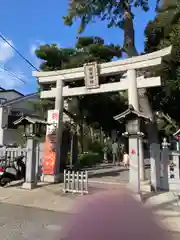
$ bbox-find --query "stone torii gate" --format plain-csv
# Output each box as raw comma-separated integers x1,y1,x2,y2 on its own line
33,46,172,188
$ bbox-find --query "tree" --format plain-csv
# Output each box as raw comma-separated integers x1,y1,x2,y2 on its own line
144,0,180,134
63,0,163,145
35,37,122,70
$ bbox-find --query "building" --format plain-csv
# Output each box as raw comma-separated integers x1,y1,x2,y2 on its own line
0,88,39,145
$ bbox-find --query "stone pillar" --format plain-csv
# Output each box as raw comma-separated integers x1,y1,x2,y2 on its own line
139,138,145,181
127,70,139,110
127,69,145,181
22,137,37,189
54,79,64,179
161,141,169,191
150,143,161,191
129,136,140,193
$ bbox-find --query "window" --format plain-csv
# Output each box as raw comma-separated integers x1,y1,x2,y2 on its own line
0,98,7,104
7,115,19,129
10,110,21,116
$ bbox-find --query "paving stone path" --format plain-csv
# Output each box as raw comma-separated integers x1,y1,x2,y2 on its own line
0,202,71,240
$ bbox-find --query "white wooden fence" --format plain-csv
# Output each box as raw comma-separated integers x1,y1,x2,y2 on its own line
63,170,88,194
0,147,27,167
0,145,43,180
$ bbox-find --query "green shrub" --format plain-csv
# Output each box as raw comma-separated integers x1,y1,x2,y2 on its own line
88,140,103,154
75,151,102,168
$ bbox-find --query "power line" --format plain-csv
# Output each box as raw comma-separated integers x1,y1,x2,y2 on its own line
0,64,27,84
0,33,39,72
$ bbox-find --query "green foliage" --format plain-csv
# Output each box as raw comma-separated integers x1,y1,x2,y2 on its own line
88,140,103,154
76,151,103,168
78,93,126,135
145,0,180,127
35,37,122,71
63,0,149,34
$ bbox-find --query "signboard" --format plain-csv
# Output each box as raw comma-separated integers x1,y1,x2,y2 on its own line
42,109,59,175
84,62,99,89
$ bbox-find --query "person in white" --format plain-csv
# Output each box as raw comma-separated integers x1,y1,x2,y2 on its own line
123,152,129,168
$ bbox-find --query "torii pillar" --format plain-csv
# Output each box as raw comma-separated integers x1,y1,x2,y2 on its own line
127,70,145,181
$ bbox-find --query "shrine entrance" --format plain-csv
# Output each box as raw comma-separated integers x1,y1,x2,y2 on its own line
33,46,171,189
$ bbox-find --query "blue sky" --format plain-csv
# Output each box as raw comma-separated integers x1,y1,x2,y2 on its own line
0,0,157,94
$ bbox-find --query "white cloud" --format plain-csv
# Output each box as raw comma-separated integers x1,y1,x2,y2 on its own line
30,40,61,56
30,40,62,71
30,40,44,56
30,45,36,56
0,39,14,63
30,44,38,56
0,38,28,89
30,40,45,69
0,66,27,89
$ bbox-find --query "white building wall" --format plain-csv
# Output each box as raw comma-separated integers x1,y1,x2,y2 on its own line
10,96,39,115
3,129,20,145
0,108,4,145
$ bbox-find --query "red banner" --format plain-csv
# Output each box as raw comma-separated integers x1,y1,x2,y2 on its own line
42,134,56,175
42,110,59,175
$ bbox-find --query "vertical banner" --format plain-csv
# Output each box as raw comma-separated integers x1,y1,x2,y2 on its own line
42,110,59,175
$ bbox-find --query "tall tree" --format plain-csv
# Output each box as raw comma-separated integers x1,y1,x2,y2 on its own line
145,0,180,133
63,0,163,145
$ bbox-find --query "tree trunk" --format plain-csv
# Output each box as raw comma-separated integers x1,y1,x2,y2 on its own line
123,9,159,144
123,8,161,189
79,119,84,153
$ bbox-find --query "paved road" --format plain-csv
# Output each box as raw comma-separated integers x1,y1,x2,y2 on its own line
0,202,71,240
0,201,179,240
0,193,179,239
88,165,150,184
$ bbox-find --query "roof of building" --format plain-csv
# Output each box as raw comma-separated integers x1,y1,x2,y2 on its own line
13,115,48,126
0,89,24,96
114,105,151,122
173,129,180,136
1,92,39,107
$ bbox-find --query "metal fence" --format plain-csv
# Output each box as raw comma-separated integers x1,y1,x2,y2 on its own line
0,147,27,167
63,169,88,194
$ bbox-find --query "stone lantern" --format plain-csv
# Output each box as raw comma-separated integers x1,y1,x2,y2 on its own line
13,115,48,189
114,105,150,194
13,115,47,138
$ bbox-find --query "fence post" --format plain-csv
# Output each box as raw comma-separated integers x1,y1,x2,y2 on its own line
63,169,66,192
161,138,170,191
85,171,88,193
22,137,37,189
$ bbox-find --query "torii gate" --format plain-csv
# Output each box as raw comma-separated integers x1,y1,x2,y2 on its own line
33,46,172,188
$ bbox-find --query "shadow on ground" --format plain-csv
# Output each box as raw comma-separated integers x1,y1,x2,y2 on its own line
83,164,116,171
3,181,54,189
88,168,129,178
142,190,166,203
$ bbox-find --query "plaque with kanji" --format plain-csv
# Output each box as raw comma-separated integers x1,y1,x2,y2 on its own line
84,62,99,89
